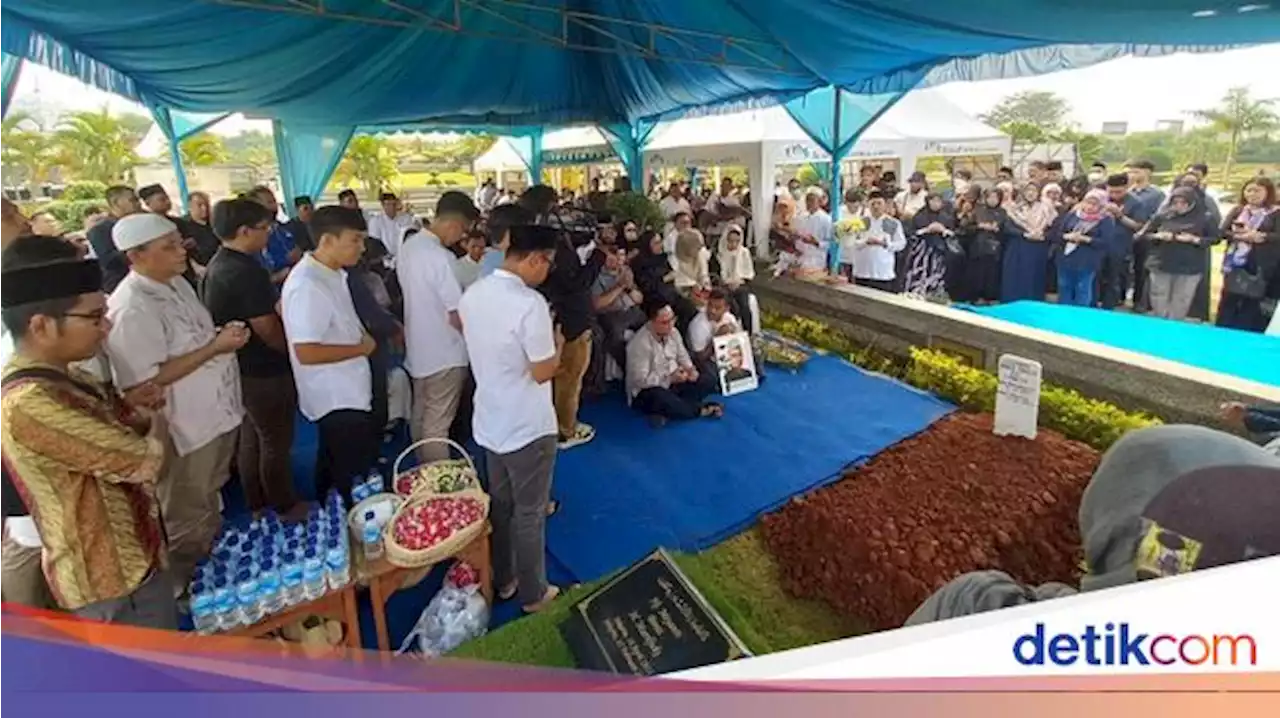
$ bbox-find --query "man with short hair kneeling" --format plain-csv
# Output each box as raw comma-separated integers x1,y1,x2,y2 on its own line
625,299,723,427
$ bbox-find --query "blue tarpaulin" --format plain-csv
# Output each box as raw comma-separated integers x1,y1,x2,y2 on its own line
2,2,1275,127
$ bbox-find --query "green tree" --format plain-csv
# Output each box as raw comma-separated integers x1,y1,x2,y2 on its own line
53,108,143,184
7,131,55,189
981,91,1071,139
333,135,400,199
177,132,229,166
1189,87,1278,185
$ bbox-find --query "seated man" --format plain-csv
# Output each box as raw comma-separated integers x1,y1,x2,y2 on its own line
592,247,646,372
625,299,722,427
687,288,742,379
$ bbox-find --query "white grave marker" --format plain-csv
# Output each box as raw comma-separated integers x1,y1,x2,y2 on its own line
993,354,1042,440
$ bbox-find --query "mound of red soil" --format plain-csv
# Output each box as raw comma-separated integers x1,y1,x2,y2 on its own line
760,413,1100,630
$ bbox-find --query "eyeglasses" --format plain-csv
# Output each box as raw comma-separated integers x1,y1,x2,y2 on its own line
63,310,108,326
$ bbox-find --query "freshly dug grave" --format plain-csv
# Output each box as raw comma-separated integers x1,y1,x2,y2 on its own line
760,413,1100,631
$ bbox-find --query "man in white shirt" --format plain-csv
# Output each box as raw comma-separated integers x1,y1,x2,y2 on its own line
894,171,930,221
459,223,563,614
846,191,907,292
792,189,833,272
453,231,487,290
397,192,478,463
659,184,692,235
281,206,378,501
687,288,741,368
105,213,249,585
367,192,420,260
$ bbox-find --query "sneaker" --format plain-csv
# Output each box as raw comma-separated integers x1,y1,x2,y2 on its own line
557,423,595,450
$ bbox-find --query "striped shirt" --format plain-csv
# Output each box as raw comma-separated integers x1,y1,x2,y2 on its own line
1,356,166,610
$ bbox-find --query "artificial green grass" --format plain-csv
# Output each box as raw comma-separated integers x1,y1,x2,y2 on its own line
450,529,862,667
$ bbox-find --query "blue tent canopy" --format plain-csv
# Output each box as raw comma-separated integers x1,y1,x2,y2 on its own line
3,1,1276,127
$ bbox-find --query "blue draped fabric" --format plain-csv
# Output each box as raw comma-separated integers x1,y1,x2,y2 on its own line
148,106,233,208
6,2,1269,127
2,52,22,118
508,128,545,184
599,120,658,189
784,87,904,269
271,121,355,207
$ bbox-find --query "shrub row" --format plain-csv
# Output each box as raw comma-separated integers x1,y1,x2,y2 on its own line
762,312,1160,451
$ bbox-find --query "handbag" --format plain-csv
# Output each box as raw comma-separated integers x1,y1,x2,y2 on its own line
1225,268,1267,299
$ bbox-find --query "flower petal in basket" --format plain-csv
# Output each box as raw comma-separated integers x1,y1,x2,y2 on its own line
385,488,491,569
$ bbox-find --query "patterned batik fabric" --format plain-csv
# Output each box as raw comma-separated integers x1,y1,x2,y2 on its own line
1,356,166,610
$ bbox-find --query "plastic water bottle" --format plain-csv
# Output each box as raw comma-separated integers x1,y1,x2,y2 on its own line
325,541,350,590
258,558,284,615
281,551,304,606
213,576,239,630
302,546,327,600
190,581,217,634
351,479,370,503
362,514,383,562
236,569,263,624
365,467,385,496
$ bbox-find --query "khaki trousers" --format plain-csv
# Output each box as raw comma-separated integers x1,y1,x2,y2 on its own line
411,366,467,463
1,535,54,610
553,332,592,438
159,428,237,587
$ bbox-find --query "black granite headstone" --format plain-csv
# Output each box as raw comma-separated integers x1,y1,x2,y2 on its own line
559,548,750,675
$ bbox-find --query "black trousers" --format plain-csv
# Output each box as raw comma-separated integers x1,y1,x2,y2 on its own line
854,277,897,293
1098,252,1132,309
315,409,379,503
632,372,719,421
449,368,476,448
1131,240,1151,311
727,285,755,334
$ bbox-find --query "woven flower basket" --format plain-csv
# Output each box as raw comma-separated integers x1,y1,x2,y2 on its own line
384,488,491,569
391,438,480,497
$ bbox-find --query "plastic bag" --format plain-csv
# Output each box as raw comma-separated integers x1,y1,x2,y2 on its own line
396,562,489,658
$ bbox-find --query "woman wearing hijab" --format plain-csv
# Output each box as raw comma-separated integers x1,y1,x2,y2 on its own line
1171,173,1219,322
950,193,978,300
1054,188,1114,307
905,425,1280,627
631,229,697,331
1217,177,1279,332
964,188,1008,304
1002,183,1057,302
902,193,956,299
671,228,711,295
1140,186,1214,320
717,223,756,332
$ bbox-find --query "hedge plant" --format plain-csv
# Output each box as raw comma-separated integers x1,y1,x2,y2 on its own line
762,311,1160,451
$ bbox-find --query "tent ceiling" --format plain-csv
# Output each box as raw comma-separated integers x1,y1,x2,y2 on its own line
3,1,1278,127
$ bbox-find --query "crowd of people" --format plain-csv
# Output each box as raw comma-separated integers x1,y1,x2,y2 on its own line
0,176,760,631
767,160,1279,333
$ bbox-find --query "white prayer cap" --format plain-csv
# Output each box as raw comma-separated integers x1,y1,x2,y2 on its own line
112,213,178,252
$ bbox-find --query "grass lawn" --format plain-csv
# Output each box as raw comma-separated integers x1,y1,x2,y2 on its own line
450,529,863,667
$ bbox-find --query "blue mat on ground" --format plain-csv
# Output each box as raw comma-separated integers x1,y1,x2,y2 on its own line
965,301,1280,388
545,355,954,583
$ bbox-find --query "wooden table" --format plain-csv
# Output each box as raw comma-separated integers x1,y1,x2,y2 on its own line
222,582,363,659
359,522,493,653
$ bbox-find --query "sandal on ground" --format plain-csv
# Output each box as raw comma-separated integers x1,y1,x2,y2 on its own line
522,585,563,614
699,403,724,419
498,581,519,601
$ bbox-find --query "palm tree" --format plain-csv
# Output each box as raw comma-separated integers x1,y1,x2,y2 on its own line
1,129,56,190
333,135,400,199
1189,87,1278,185
0,110,39,185
177,132,229,166
53,107,142,184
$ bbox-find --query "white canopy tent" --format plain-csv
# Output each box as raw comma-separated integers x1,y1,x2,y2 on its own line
473,125,615,174
642,89,1011,246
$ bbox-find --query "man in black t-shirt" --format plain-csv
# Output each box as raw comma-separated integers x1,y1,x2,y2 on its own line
85,185,142,293
202,198,301,517
285,195,315,252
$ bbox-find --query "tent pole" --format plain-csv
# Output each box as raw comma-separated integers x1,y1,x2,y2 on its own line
828,88,844,273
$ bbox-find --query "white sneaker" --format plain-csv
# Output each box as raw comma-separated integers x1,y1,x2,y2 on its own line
557,423,595,450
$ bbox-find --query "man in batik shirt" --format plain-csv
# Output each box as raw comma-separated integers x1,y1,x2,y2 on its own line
0,235,175,628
